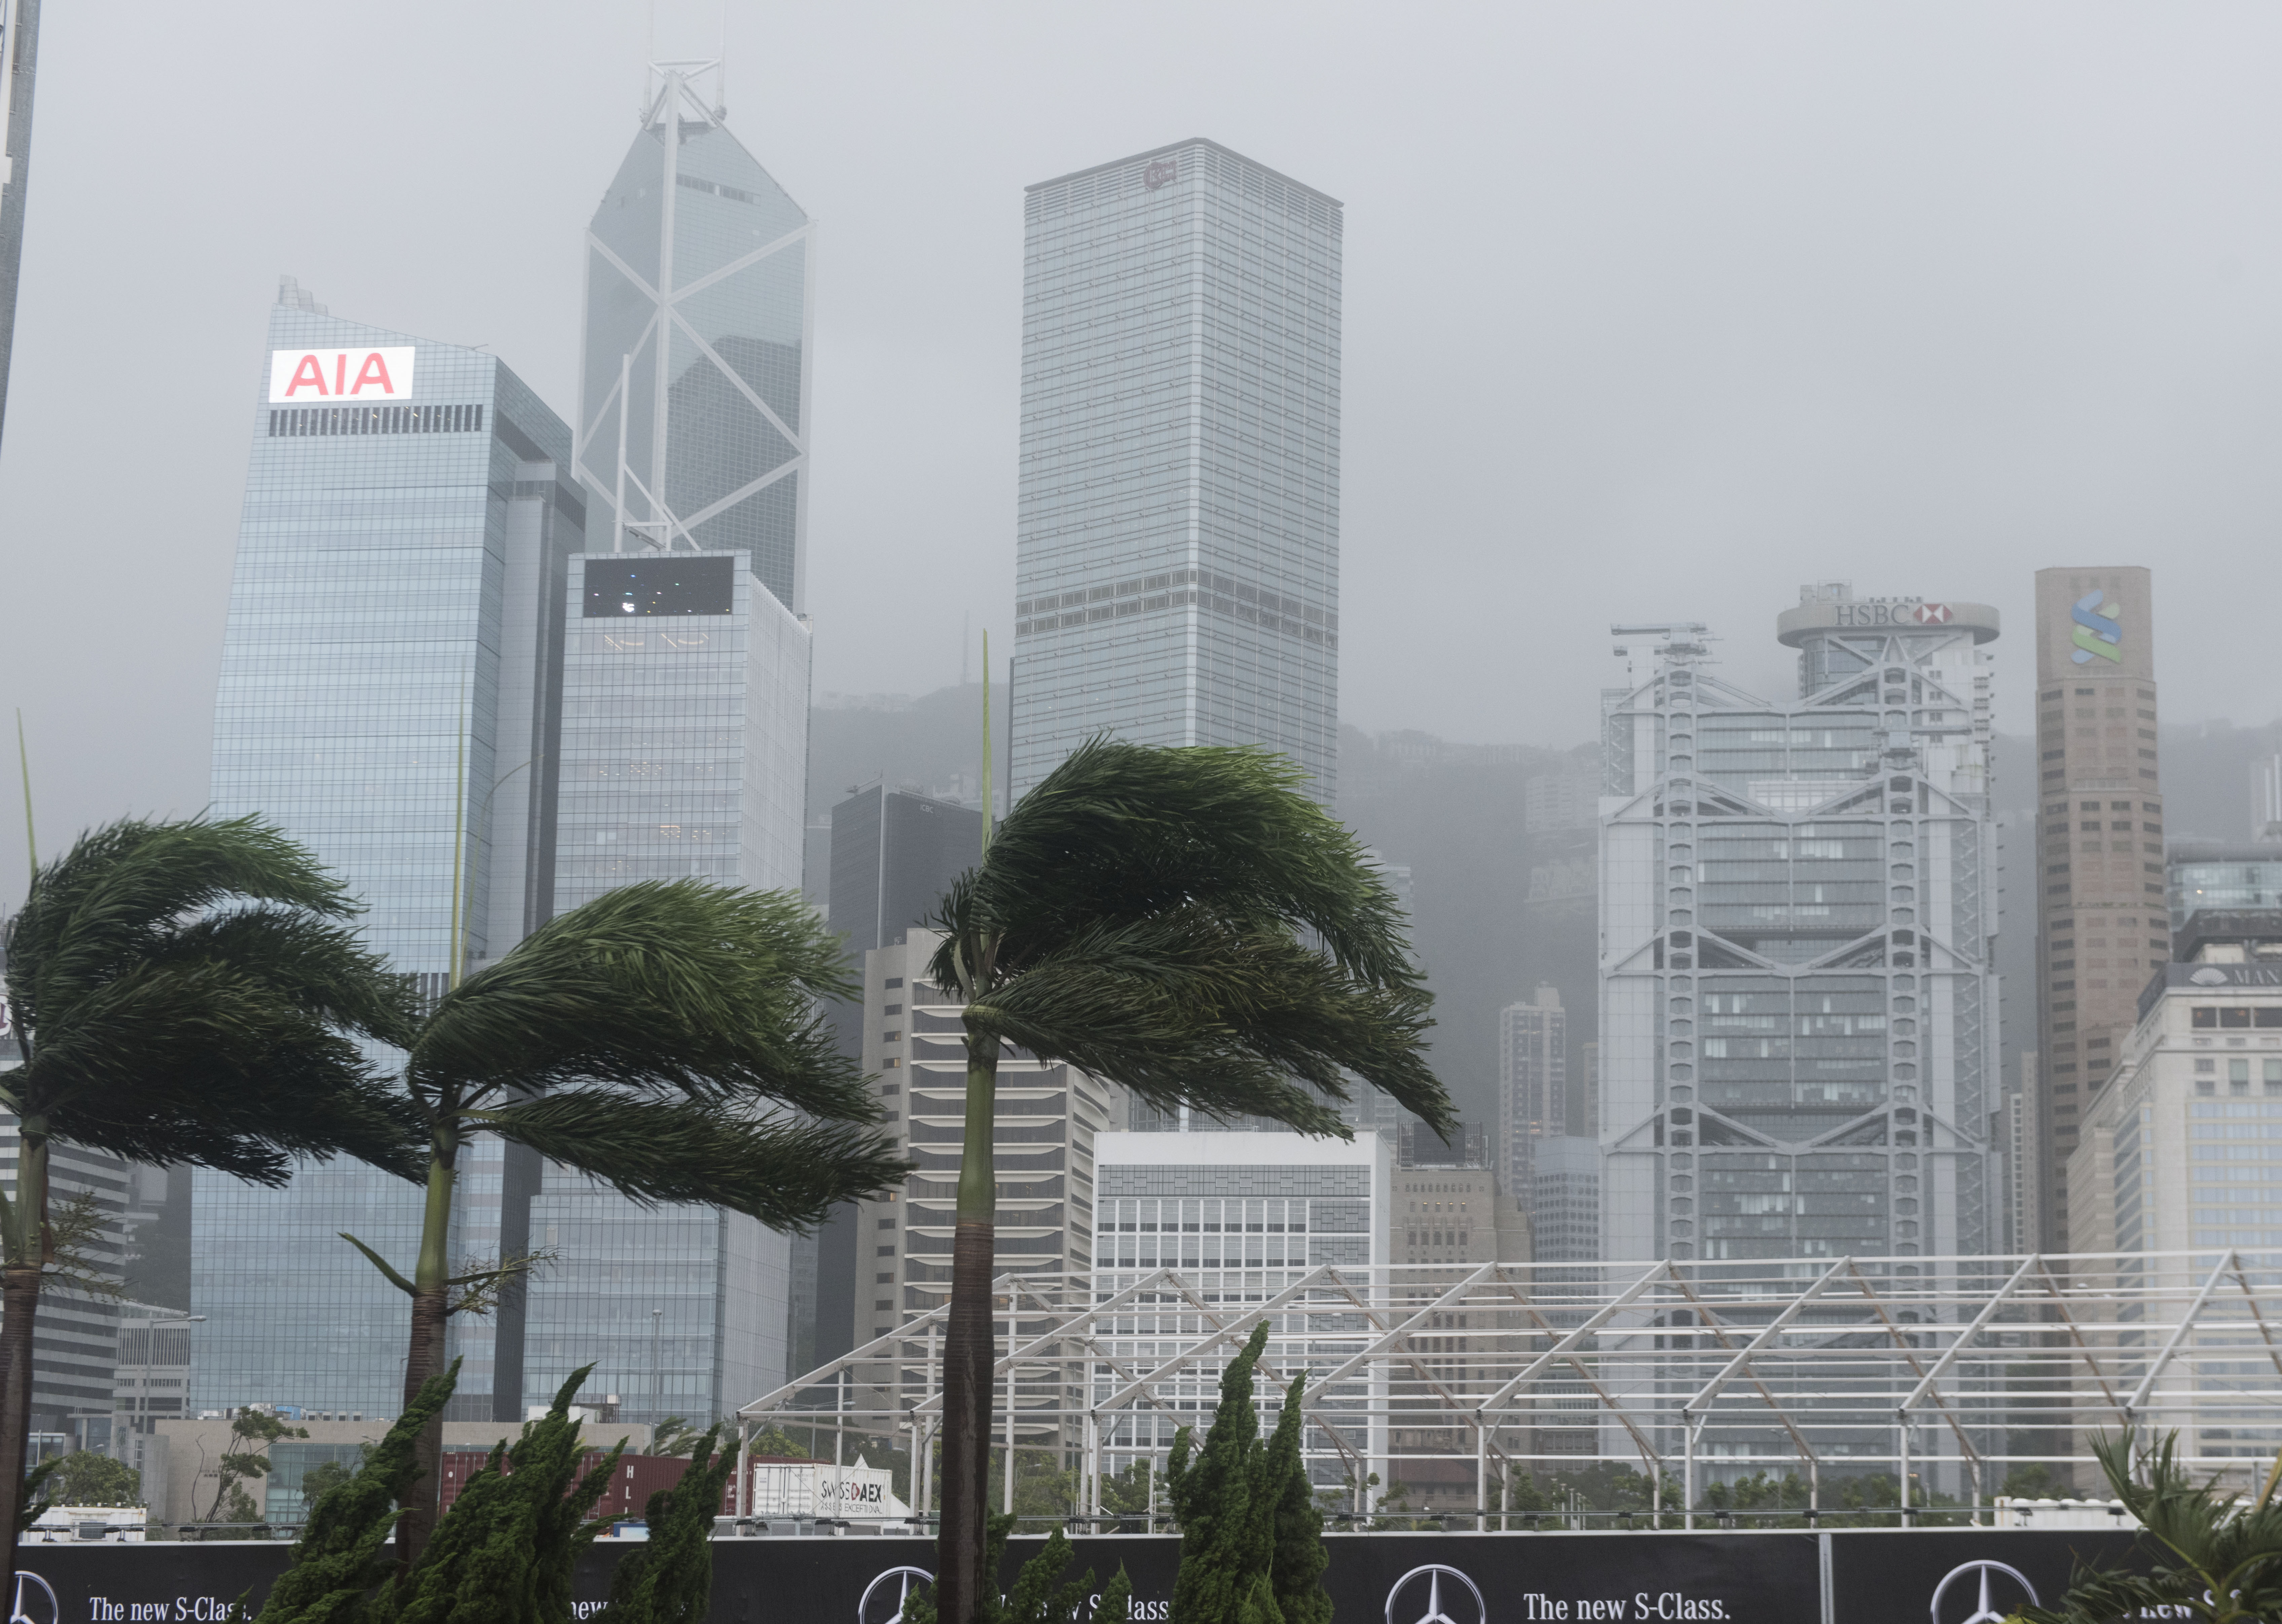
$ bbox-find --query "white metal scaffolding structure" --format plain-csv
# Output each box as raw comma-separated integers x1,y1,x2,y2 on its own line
734,1251,2282,1529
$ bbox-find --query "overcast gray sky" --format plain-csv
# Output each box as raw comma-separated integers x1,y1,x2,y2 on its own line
3,2,2279,888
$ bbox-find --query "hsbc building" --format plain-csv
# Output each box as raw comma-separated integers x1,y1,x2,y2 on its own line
1599,583,2003,1489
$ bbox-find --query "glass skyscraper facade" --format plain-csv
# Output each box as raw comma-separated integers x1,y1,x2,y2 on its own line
198,285,582,1420
522,550,810,1419
574,69,811,613
1011,139,1341,802
1599,586,2003,1265
527,69,818,1421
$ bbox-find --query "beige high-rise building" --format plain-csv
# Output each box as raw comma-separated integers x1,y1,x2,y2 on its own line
1497,987,1566,1207
2032,567,2169,1251
844,929,1126,1427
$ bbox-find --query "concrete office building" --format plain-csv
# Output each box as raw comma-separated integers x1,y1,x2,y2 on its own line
1529,1137,1601,1265
1387,1153,1520,1492
843,930,1126,1426
806,788,987,1372
1600,586,2003,1264
1011,140,1341,803
2072,910,2282,1487
2032,567,2168,1252
200,283,581,1422
1093,1131,1387,1472
1500,986,1597,1257
2072,909,2282,1259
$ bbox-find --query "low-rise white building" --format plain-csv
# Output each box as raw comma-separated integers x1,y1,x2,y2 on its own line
2074,910,2282,1260
2073,909,2282,1484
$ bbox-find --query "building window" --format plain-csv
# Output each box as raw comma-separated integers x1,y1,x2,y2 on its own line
2198,1076,2216,1096
2194,1008,2219,1028
2196,1058,2216,1072
2232,1060,2252,1095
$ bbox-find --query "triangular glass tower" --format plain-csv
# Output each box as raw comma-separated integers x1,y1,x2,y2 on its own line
577,65,811,611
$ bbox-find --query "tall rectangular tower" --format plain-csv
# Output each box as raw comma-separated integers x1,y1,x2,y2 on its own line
2031,567,2165,1252
1496,987,1566,1210
1011,140,1341,802
200,282,581,1422
1599,588,2003,1265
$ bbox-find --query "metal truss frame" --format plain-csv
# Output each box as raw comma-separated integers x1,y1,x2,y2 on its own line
735,1250,2282,1529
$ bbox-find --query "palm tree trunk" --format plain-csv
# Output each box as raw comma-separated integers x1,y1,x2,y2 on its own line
937,1034,999,1624
0,1126,44,1597
395,1136,457,1573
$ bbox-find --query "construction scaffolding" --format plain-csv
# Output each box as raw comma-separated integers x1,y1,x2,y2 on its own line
734,1250,2282,1529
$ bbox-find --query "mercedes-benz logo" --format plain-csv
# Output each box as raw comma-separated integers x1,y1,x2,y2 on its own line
9,1572,57,1624
1385,1564,1485,1624
859,1565,935,1624
1930,1560,2037,1624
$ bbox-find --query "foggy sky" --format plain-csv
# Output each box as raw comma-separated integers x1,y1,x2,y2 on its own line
6,2,2282,893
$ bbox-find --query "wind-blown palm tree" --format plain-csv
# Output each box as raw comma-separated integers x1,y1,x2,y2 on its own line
2018,1430,2282,1624
351,879,911,1567
923,739,1454,1624
0,816,426,1589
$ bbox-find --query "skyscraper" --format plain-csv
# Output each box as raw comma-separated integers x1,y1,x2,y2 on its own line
826,786,986,959
200,283,582,1420
845,930,1126,1419
1600,586,2002,1264
2031,567,2166,1251
521,548,811,1422
574,66,812,611
805,786,986,1371
521,67,819,1420
1011,140,1341,803
1497,986,1568,1213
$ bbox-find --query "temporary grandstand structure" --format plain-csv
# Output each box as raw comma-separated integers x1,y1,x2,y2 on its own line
734,1251,2282,1529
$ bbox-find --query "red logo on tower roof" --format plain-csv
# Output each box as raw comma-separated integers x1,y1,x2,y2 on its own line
1913,603,1953,624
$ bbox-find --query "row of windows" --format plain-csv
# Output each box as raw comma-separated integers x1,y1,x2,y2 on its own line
269,404,487,437
1017,586,1339,649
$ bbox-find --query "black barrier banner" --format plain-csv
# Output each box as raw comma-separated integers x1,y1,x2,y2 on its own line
7,1543,294,1622
0,1525,2159,1623
1830,1528,2150,1624
685,1532,1822,1624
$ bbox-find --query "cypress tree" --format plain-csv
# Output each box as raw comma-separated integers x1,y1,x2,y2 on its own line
249,1362,462,1624
391,1366,623,1624
900,1513,1103,1624
1167,1322,1278,1624
596,1424,739,1623
1264,1372,1330,1624
1093,1566,1133,1624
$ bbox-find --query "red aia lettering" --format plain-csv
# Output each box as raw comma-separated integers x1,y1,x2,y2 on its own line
284,354,329,397
350,352,395,396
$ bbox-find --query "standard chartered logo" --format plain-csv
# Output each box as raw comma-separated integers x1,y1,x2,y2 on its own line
2071,590,2123,664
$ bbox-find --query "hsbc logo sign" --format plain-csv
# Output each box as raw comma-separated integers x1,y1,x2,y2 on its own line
268,346,416,404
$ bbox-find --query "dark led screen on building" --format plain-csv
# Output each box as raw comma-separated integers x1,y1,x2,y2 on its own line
583,556,735,617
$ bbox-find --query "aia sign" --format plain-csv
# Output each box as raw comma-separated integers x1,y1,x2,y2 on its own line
268,346,417,404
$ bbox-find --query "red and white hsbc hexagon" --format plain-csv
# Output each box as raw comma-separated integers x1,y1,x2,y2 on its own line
267,345,416,403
